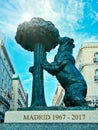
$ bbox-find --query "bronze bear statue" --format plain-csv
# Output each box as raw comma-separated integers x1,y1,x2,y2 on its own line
42,37,88,107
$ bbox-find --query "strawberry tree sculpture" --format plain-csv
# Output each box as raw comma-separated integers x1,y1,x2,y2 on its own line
15,18,60,107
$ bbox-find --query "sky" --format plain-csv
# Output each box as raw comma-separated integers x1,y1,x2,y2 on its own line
0,0,98,106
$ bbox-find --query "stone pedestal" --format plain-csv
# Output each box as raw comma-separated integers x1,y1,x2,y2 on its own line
4,110,98,123
1,107,98,130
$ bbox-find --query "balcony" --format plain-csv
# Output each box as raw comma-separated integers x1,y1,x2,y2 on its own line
0,95,10,109
0,111,4,122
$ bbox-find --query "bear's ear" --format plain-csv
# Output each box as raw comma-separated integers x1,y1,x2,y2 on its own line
73,44,75,48
70,38,74,42
70,38,75,48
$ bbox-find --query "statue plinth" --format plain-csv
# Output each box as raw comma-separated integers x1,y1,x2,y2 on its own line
3,107,97,130
5,106,95,123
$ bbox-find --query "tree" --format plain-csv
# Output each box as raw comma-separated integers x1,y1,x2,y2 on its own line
15,17,60,107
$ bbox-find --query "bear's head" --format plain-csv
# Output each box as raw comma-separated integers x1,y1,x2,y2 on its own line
58,37,75,53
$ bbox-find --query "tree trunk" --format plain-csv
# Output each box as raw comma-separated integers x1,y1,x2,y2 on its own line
30,43,46,106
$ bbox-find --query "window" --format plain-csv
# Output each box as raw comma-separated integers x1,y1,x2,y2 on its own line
17,99,22,107
0,87,2,95
95,69,98,75
79,65,83,71
2,79,3,87
2,68,4,75
94,52,98,62
95,69,98,81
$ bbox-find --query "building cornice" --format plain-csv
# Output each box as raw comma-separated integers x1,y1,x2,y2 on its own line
0,40,15,73
76,42,98,61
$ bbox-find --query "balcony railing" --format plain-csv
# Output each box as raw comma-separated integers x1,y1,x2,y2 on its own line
0,95,10,109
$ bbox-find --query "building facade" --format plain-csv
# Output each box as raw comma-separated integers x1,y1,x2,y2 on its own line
76,42,98,107
10,74,28,110
52,83,65,106
0,40,15,122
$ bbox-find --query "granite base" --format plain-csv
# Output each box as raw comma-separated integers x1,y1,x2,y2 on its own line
0,123,98,130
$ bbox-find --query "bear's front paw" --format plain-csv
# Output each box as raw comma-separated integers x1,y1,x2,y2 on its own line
29,66,34,73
